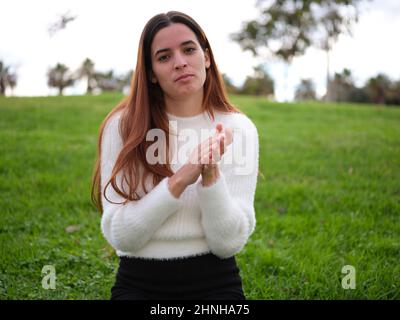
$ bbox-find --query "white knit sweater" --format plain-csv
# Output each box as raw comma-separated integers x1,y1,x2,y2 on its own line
100,109,259,260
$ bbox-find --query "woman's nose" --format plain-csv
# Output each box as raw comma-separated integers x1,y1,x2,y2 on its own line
174,53,187,70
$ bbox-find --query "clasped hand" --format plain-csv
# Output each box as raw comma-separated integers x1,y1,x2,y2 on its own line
187,123,233,186
168,123,233,195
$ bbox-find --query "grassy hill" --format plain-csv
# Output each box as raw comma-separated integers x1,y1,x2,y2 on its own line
0,94,399,299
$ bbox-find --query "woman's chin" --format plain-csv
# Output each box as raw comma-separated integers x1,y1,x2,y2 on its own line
175,85,203,97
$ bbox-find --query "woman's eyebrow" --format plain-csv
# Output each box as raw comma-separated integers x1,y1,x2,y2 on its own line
154,40,197,57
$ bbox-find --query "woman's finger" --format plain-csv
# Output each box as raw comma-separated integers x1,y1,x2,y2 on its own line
198,137,219,154
192,132,227,165
219,134,225,156
215,123,223,133
224,127,233,146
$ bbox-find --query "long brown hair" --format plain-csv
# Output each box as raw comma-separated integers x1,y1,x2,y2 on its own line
91,11,241,213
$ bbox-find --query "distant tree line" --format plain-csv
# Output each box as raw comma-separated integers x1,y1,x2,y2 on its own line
222,64,274,99
2,58,399,106
325,69,400,105
47,58,133,95
294,69,400,106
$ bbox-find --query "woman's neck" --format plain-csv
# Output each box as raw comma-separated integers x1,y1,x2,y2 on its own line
164,89,204,117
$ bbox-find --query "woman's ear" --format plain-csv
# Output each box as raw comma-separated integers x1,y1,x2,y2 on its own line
204,48,211,69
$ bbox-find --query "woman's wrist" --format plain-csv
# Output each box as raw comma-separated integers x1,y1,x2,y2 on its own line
167,174,186,198
201,165,220,187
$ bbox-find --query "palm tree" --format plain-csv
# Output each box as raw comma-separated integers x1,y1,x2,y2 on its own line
0,61,17,96
77,58,96,94
47,63,75,95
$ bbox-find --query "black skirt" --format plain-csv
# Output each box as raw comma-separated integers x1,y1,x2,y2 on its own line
111,252,246,300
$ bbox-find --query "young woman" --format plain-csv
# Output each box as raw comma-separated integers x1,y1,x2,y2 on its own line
91,11,259,300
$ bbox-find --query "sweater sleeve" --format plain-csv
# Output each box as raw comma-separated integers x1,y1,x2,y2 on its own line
100,114,183,253
196,118,259,259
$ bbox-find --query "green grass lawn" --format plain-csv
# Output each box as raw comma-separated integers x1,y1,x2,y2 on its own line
0,93,399,299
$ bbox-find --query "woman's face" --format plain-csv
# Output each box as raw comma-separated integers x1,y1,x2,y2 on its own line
150,23,210,99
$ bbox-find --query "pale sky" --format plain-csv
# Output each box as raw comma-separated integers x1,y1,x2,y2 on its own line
1,0,399,101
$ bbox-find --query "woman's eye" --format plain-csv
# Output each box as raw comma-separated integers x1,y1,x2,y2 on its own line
185,47,196,54
157,48,195,62
158,55,169,62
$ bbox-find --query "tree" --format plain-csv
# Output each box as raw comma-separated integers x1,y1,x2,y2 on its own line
314,1,361,93
240,64,274,97
231,0,363,99
325,68,354,102
94,70,132,93
364,73,392,105
76,58,96,94
47,63,75,95
386,80,400,106
0,61,17,96
325,68,369,103
94,71,117,92
295,79,317,101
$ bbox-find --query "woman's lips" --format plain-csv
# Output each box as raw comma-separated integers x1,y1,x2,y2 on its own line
175,74,194,82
